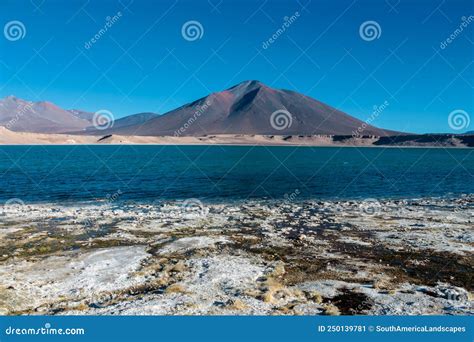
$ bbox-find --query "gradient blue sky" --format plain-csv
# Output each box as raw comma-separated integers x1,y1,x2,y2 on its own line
0,0,473,133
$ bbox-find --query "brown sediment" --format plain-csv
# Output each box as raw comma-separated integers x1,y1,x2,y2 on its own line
325,288,373,315
225,213,474,292
329,240,474,291
0,219,130,262
0,233,134,262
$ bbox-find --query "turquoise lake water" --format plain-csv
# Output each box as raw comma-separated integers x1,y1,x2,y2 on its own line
0,145,472,203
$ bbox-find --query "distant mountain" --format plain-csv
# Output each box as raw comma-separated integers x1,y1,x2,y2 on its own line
82,112,159,134
101,80,401,137
465,131,473,135
68,109,95,123
0,96,91,133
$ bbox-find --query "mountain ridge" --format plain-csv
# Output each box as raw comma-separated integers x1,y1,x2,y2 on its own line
1,81,452,136
89,80,401,137
0,96,92,133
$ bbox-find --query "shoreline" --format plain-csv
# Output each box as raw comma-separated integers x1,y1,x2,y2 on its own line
1,143,473,149
1,193,472,206
0,127,472,148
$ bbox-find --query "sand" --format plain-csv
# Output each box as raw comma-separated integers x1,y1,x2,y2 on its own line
0,127,471,147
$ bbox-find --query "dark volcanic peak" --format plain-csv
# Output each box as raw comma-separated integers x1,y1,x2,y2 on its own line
105,80,400,137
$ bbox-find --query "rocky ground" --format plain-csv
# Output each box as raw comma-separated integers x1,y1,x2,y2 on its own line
0,196,472,315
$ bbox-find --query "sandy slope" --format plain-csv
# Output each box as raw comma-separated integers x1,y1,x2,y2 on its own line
0,127,96,144
0,127,471,147
0,127,369,145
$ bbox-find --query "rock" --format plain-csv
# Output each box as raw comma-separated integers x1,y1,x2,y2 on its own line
165,283,187,294
323,304,341,315
373,278,394,290
304,290,323,304
171,261,186,273
225,298,247,310
272,262,285,277
434,284,469,301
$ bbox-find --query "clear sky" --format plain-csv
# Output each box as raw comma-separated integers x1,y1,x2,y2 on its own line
0,0,472,133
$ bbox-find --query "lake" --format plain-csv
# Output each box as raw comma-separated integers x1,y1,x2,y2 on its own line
0,145,472,203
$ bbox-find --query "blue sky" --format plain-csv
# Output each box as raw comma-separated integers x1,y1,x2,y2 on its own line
0,0,473,133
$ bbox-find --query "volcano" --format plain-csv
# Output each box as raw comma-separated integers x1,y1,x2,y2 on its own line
99,80,399,136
